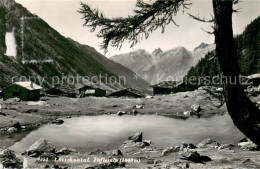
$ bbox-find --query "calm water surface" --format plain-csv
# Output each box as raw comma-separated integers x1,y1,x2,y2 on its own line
7,114,243,153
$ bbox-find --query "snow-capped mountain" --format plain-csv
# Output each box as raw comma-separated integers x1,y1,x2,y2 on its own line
110,44,215,85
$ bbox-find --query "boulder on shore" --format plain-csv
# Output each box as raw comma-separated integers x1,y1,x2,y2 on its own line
12,122,22,129
39,152,58,160
52,119,64,125
7,127,17,133
180,149,212,163
180,143,196,151
95,162,125,168
218,144,235,150
120,140,151,149
143,140,152,146
197,138,220,149
128,132,142,142
25,109,38,114
0,112,7,116
112,149,123,156
191,104,201,113
183,111,197,116
117,111,127,116
26,138,56,156
134,104,144,109
131,109,138,116
0,149,22,168
161,146,180,156
238,138,259,151
57,148,77,155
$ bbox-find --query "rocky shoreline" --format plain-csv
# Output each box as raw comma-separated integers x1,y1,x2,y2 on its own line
0,131,260,168
1,86,260,168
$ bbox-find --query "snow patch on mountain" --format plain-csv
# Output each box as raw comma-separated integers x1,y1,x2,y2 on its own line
5,27,17,58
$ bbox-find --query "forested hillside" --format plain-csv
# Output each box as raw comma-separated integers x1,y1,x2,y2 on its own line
186,16,260,86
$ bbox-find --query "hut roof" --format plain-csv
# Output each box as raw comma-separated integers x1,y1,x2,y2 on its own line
59,85,75,93
151,81,183,89
76,85,95,90
45,88,64,92
75,83,106,91
108,88,144,97
125,88,143,96
96,87,106,91
14,82,42,90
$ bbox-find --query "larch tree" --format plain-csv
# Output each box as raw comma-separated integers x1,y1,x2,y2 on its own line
78,0,260,145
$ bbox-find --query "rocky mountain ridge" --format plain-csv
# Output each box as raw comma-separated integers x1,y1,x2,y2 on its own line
110,43,216,84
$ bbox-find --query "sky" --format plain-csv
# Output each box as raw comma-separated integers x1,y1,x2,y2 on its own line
15,0,260,57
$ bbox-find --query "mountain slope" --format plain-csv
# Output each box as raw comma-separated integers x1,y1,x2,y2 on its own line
144,47,194,84
0,0,150,92
110,49,155,74
237,16,260,75
193,43,216,66
68,39,151,92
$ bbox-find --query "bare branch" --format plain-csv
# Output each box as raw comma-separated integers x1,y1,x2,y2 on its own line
201,28,214,35
188,13,214,23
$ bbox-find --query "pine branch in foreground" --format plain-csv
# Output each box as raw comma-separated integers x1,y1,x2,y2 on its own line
78,0,190,52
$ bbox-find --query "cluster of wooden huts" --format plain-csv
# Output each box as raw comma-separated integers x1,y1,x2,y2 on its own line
45,85,108,98
0,81,193,101
151,81,196,95
0,81,147,101
5,74,257,101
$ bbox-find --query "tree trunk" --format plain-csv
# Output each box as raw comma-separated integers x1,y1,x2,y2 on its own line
213,0,260,146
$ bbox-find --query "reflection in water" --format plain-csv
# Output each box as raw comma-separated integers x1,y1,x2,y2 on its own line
0,130,33,148
8,114,243,153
